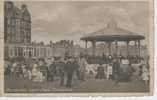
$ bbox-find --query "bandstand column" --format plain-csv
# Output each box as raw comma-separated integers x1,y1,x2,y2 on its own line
115,40,118,57
85,40,88,55
107,42,112,56
92,40,96,57
138,40,141,57
134,40,137,56
126,41,130,57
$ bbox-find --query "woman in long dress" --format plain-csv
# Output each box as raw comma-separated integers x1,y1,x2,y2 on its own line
107,63,113,80
78,57,87,81
141,65,149,85
32,64,44,82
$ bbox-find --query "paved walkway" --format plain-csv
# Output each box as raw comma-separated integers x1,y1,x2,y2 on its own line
73,79,149,92
5,76,149,93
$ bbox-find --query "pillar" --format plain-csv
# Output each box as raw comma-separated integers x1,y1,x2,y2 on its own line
115,40,118,57
32,47,34,57
24,46,26,57
134,40,137,56
108,42,111,55
27,47,29,58
92,40,96,57
26,47,28,58
138,40,141,57
126,41,130,57
16,47,19,57
85,40,88,55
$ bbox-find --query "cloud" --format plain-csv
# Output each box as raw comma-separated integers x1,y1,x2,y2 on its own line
14,1,148,46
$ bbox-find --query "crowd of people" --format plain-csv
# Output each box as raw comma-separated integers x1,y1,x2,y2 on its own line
4,55,150,88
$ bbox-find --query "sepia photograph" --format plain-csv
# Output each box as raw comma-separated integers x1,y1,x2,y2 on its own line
1,0,154,96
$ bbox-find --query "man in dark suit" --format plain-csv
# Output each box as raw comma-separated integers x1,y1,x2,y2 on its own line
96,63,105,79
112,59,120,80
47,62,57,81
65,57,75,88
58,60,65,86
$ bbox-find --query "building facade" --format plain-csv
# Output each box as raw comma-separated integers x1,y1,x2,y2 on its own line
4,40,76,60
5,42,52,59
4,1,31,43
4,1,77,60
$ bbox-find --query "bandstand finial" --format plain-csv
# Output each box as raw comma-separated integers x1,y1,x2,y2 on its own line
107,19,117,29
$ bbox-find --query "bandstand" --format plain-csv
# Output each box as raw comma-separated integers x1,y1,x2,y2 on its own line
80,20,145,58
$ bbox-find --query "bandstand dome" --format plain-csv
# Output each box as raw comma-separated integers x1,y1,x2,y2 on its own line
80,21,145,42
80,20,145,57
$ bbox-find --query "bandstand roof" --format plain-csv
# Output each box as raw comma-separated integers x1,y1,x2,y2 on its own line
80,21,145,42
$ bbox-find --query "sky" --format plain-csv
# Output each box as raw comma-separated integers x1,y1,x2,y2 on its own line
14,1,149,46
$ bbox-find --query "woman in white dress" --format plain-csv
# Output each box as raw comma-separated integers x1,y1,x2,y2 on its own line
11,62,17,78
107,63,113,80
32,64,44,82
78,57,87,81
141,65,149,85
